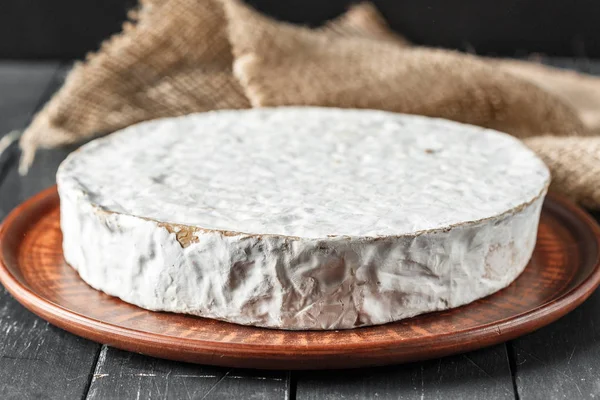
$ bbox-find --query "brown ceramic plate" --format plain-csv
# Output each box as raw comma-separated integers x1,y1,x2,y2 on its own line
1,186,600,370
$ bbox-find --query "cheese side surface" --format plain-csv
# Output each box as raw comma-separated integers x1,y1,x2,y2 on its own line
57,107,550,330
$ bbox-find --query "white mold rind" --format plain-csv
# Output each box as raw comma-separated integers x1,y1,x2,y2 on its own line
57,107,549,330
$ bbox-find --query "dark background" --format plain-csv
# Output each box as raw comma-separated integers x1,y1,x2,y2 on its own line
2,0,599,60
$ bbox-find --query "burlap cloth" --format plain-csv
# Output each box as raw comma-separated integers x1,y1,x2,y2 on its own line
18,0,600,208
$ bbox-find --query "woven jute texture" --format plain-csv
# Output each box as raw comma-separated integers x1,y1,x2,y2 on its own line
19,0,600,208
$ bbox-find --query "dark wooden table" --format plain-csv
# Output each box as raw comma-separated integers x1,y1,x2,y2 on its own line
1,60,600,400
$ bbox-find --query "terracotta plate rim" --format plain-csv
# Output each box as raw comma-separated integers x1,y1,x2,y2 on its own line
1,186,600,362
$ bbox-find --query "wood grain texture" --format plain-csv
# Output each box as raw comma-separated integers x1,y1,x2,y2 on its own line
87,345,290,400
1,187,599,371
0,62,103,400
0,62,59,183
510,292,600,399
0,299,99,400
0,62,59,134
295,345,514,400
508,57,600,400
0,64,75,220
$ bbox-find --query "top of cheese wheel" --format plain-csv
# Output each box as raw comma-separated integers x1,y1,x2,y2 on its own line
57,107,549,238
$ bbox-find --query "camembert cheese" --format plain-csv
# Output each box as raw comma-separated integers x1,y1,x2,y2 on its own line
57,107,549,329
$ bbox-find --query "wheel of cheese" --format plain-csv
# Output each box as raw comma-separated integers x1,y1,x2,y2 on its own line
57,107,549,330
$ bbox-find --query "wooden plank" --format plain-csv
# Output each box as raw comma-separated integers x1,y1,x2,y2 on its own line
507,58,600,400
86,346,290,400
0,64,74,219
508,292,600,399
0,140,76,219
0,62,60,133
295,345,514,400
0,62,60,179
0,62,102,400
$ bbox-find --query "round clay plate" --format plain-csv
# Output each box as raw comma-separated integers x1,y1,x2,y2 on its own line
1,187,600,370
